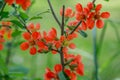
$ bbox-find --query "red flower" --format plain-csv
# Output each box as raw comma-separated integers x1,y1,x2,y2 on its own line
87,4,110,29
20,30,41,55
5,0,31,10
5,0,14,5
69,43,76,49
64,53,84,76
0,43,4,50
27,23,40,32
60,7,75,18
44,64,62,80
30,46,37,55
20,42,29,51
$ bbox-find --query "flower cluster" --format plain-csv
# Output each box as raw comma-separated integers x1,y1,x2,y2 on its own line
19,1,110,80
20,23,78,55
5,0,31,10
45,54,84,80
0,21,12,50
61,2,110,31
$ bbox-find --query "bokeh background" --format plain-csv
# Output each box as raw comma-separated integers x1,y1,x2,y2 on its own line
0,0,120,80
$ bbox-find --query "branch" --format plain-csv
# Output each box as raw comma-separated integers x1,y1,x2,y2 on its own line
60,5,65,71
12,4,31,34
47,0,61,28
61,5,65,35
92,0,96,4
70,21,82,34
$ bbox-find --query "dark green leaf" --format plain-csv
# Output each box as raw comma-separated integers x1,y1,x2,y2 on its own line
78,30,88,38
19,11,29,21
0,58,8,75
29,16,42,21
104,0,109,1
10,20,24,29
12,30,22,37
0,11,9,19
58,71,70,80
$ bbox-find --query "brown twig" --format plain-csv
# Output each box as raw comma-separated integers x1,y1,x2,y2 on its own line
70,21,82,34
92,0,96,4
12,4,31,34
47,0,61,28
60,5,65,71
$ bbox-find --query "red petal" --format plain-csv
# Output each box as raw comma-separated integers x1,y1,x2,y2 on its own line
69,43,76,49
101,12,110,18
71,72,77,80
23,32,31,40
51,50,57,54
54,64,62,74
96,19,104,29
36,23,40,30
95,4,102,12
20,42,29,50
81,21,87,30
87,2,94,10
16,0,24,5
46,72,55,79
32,32,40,40
64,69,71,76
48,28,57,40
86,19,95,29
5,0,14,5
65,7,72,17
30,46,37,55
21,0,31,10
0,44,4,50
76,63,84,76
76,3,83,12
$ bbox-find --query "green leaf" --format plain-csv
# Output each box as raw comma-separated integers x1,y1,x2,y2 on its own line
58,71,70,80
78,30,88,38
12,30,22,37
104,0,109,1
9,72,24,78
0,11,9,19
29,16,42,21
19,11,29,21
0,58,8,75
10,20,24,29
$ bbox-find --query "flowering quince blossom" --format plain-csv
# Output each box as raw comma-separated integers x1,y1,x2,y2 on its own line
5,0,31,10
65,2,110,32
60,7,75,18
44,54,84,80
10,0,110,79
0,21,12,50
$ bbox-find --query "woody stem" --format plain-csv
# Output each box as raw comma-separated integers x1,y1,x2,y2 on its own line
12,4,31,34
60,5,65,71
70,21,82,34
47,0,61,28
92,0,96,4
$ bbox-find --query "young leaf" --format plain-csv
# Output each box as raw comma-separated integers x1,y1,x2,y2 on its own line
58,71,70,80
104,0,109,1
10,20,24,29
19,11,29,21
29,16,42,21
12,30,22,37
0,11,9,19
78,30,88,38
